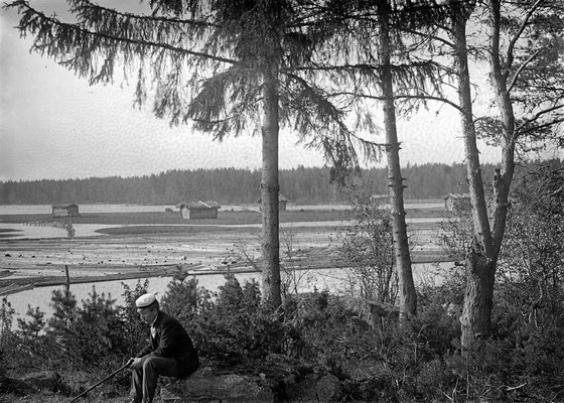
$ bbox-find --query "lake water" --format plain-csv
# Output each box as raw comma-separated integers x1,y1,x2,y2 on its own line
4,262,453,326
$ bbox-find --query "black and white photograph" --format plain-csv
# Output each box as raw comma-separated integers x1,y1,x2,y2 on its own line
1,0,563,402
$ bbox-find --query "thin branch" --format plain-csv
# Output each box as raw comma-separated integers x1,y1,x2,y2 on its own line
507,49,540,93
517,118,564,136
518,104,564,126
505,0,544,70
397,26,454,48
327,91,463,114
516,104,564,131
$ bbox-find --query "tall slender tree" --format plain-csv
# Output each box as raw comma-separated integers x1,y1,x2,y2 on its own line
375,0,417,321
322,0,455,321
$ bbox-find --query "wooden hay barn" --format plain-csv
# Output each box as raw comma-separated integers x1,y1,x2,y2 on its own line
52,204,79,217
444,193,471,212
178,201,220,219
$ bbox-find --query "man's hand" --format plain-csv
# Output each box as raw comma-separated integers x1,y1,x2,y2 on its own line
130,357,143,370
126,357,141,369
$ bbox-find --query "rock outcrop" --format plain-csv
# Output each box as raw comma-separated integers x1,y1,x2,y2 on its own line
160,367,274,402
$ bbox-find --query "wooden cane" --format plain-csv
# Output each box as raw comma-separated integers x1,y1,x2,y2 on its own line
69,361,131,402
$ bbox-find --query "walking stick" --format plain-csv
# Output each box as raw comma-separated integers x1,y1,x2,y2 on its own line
69,360,131,402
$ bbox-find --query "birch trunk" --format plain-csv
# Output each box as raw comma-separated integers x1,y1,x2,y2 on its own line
453,3,516,351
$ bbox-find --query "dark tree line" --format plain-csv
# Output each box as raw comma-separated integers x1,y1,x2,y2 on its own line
0,163,497,205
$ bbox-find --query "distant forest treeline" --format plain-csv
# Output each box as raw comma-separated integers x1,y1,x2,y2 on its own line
0,163,500,205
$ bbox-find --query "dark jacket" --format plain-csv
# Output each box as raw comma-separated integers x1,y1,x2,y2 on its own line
136,311,199,378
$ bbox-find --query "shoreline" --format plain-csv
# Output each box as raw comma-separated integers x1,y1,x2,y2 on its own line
0,251,461,296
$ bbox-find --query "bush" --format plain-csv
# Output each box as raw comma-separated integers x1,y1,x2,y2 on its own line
12,281,151,374
162,273,297,367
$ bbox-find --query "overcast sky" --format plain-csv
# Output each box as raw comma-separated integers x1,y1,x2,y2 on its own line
0,1,520,182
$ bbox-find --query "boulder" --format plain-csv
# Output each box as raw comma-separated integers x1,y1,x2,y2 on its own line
160,367,274,402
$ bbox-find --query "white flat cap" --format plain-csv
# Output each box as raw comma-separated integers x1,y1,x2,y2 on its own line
135,293,157,308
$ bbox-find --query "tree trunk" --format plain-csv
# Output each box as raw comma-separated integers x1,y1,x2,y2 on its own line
452,8,497,351
460,248,496,349
260,63,282,310
488,0,516,254
378,3,417,323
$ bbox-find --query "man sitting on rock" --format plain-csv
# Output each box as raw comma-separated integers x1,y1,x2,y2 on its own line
128,293,199,403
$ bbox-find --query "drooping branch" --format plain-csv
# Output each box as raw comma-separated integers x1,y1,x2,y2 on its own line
6,1,238,68
69,0,218,29
284,72,385,168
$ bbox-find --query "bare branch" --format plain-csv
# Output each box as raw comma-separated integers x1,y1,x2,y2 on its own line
507,49,541,93
505,0,544,70
326,91,463,114
397,26,454,48
517,104,564,128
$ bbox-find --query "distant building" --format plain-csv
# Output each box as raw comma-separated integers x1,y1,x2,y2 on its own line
258,193,289,211
52,204,79,217
178,201,220,219
444,193,471,212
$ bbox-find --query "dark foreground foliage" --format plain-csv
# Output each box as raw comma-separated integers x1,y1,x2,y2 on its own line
1,266,563,402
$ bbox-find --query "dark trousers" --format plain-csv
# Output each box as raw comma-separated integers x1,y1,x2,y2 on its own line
131,355,180,403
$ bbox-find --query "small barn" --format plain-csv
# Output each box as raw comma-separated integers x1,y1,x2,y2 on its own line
444,193,471,212
178,201,220,219
52,204,79,217
258,193,289,211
